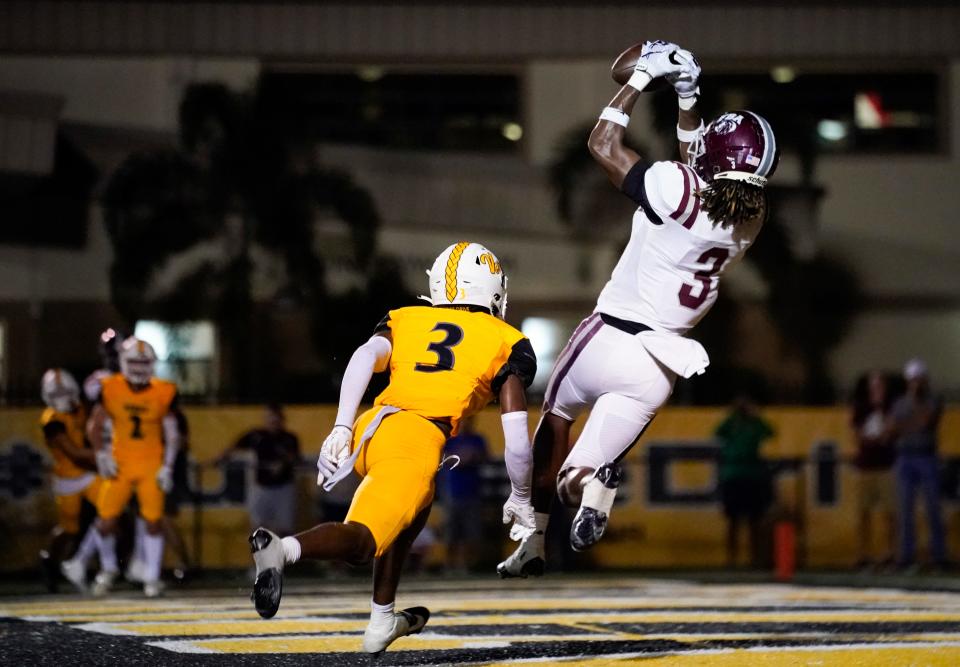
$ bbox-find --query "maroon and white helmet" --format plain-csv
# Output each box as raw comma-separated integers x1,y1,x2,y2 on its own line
690,110,778,187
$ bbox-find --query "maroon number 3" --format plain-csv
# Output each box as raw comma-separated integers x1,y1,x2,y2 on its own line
678,247,730,309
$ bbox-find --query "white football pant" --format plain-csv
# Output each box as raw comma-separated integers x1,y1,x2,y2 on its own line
543,313,676,472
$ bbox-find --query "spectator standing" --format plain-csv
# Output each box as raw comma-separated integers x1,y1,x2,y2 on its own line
216,403,302,535
891,359,946,571
851,371,898,570
439,417,489,573
715,397,775,569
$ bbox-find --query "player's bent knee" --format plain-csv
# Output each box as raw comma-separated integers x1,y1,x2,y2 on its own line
344,521,377,566
557,467,593,507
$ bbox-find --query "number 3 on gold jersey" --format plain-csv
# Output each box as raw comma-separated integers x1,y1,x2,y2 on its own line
414,323,464,373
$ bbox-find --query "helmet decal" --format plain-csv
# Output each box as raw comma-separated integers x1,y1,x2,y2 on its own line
712,113,744,135
444,241,470,302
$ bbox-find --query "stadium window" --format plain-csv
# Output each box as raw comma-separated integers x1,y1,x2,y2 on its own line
258,69,521,152
134,320,217,398
521,316,582,395
703,70,941,154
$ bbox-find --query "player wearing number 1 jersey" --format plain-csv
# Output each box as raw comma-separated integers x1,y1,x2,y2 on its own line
249,242,537,657
87,337,181,598
499,40,779,577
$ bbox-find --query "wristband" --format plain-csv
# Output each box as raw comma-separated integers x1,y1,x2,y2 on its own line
599,106,630,128
678,91,699,111
626,69,652,92
677,121,704,143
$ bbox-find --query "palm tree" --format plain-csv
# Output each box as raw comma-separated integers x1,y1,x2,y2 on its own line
101,82,411,401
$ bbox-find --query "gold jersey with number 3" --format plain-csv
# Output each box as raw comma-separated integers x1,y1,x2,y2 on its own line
100,373,178,467
374,305,535,435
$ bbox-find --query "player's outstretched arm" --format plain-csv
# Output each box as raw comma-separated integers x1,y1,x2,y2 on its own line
670,49,703,162
317,332,392,484
499,374,536,540
589,40,686,187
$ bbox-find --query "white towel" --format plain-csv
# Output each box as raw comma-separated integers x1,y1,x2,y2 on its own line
321,405,400,491
637,330,710,378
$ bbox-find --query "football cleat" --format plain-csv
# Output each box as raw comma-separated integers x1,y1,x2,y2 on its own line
91,569,118,597
249,527,284,619
125,558,146,584
143,580,163,598
362,606,430,656
497,528,546,579
60,558,88,594
570,462,623,552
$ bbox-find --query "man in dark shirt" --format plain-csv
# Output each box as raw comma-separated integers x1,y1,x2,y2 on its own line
217,403,302,535
715,397,774,568
890,359,946,570
851,371,897,570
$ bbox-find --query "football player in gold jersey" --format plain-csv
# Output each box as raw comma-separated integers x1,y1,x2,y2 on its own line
87,337,181,597
250,242,537,656
38,369,98,590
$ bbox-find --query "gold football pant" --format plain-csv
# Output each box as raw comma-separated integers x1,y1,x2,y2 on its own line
55,478,103,533
345,408,446,557
97,461,165,522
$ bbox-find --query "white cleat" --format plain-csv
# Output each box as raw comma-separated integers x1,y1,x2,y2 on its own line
143,580,164,598
249,527,285,619
570,462,623,552
362,607,431,655
125,558,147,584
60,558,88,593
91,569,118,597
497,528,546,578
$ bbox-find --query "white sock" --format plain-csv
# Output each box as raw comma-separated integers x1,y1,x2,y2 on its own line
143,532,164,582
72,527,99,565
370,600,395,628
98,532,118,573
134,518,148,563
581,473,617,515
533,512,550,534
281,536,301,564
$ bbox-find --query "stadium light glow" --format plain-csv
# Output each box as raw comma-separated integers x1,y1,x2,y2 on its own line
817,119,848,142
770,66,796,84
501,122,523,141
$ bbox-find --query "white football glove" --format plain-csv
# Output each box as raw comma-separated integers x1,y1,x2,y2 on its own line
317,425,352,485
502,493,536,542
634,40,687,81
156,464,174,493
668,48,701,98
95,450,118,479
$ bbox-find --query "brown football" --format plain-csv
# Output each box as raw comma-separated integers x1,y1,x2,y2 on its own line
611,42,673,91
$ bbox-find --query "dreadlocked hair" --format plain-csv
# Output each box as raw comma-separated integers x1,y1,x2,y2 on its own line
696,179,768,228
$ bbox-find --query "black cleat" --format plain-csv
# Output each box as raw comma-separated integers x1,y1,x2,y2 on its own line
249,527,284,619
570,507,608,552
569,462,622,552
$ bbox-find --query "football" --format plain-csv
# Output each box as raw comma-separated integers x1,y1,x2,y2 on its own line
611,42,674,91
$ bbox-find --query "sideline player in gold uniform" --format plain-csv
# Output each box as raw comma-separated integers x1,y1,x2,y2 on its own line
250,242,538,656
38,369,99,590
87,337,181,597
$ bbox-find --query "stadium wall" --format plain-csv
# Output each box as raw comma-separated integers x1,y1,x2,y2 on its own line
2,405,958,571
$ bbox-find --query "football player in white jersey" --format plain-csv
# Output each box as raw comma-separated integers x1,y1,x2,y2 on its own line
499,40,779,576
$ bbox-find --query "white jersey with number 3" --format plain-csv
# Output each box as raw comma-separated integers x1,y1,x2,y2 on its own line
595,160,763,335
